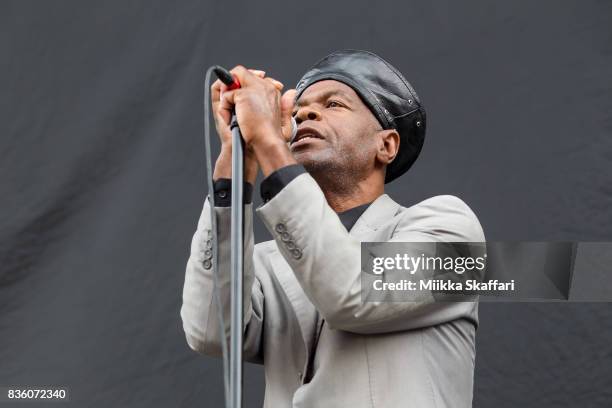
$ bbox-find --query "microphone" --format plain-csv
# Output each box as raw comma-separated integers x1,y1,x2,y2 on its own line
212,65,298,140
213,65,241,90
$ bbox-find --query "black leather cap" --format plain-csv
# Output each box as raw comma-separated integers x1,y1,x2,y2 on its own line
295,50,426,183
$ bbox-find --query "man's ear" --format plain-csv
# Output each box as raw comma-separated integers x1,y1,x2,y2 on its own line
375,129,400,165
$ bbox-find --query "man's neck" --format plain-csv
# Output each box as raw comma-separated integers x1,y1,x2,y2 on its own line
310,171,384,213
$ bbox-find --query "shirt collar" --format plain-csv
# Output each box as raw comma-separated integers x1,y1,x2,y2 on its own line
337,202,372,231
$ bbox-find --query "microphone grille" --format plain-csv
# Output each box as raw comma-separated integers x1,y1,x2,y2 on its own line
291,116,298,140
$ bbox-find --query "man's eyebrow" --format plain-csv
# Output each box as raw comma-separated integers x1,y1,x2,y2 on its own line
295,89,353,108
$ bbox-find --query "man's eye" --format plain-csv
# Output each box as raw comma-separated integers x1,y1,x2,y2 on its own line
327,100,342,108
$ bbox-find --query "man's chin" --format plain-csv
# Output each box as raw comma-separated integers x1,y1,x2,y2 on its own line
293,151,335,174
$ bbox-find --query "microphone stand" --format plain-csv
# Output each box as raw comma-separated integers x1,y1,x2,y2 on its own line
212,65,244,408
229,113,244,408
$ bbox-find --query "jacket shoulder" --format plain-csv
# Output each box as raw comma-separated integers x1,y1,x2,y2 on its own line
394,194,485,242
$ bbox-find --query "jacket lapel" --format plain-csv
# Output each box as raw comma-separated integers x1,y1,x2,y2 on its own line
350,193,401,238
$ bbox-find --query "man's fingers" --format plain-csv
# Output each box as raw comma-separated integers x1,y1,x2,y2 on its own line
211,79,228,104
219,89,236,110
217,67,285,136
212,69,261,103
265,77,284,91
229,65,255,86
249,69,266,78
230,65,284,91
218,89,237,125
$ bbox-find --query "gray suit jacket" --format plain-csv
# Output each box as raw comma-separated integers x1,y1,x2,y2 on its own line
181,173,485,407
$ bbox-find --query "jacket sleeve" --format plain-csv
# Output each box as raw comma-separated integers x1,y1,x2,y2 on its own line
180,197,264,364
256,173,485,335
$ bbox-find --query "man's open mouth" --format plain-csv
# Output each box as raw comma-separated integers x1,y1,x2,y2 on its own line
290,127,325,146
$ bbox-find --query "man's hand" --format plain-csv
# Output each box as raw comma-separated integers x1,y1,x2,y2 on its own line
219,66,298,177
210,68,268,183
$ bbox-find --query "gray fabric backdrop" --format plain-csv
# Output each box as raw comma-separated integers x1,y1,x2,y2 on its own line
1,0,611,406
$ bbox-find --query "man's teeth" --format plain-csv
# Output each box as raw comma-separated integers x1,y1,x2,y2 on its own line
299,135,317,141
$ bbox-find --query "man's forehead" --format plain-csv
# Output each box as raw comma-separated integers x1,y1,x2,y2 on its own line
295,80,359,106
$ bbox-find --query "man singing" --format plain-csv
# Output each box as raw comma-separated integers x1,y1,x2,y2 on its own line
181,50,485,407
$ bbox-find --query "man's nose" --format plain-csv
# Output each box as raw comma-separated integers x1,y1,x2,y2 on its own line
294,106,322,125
